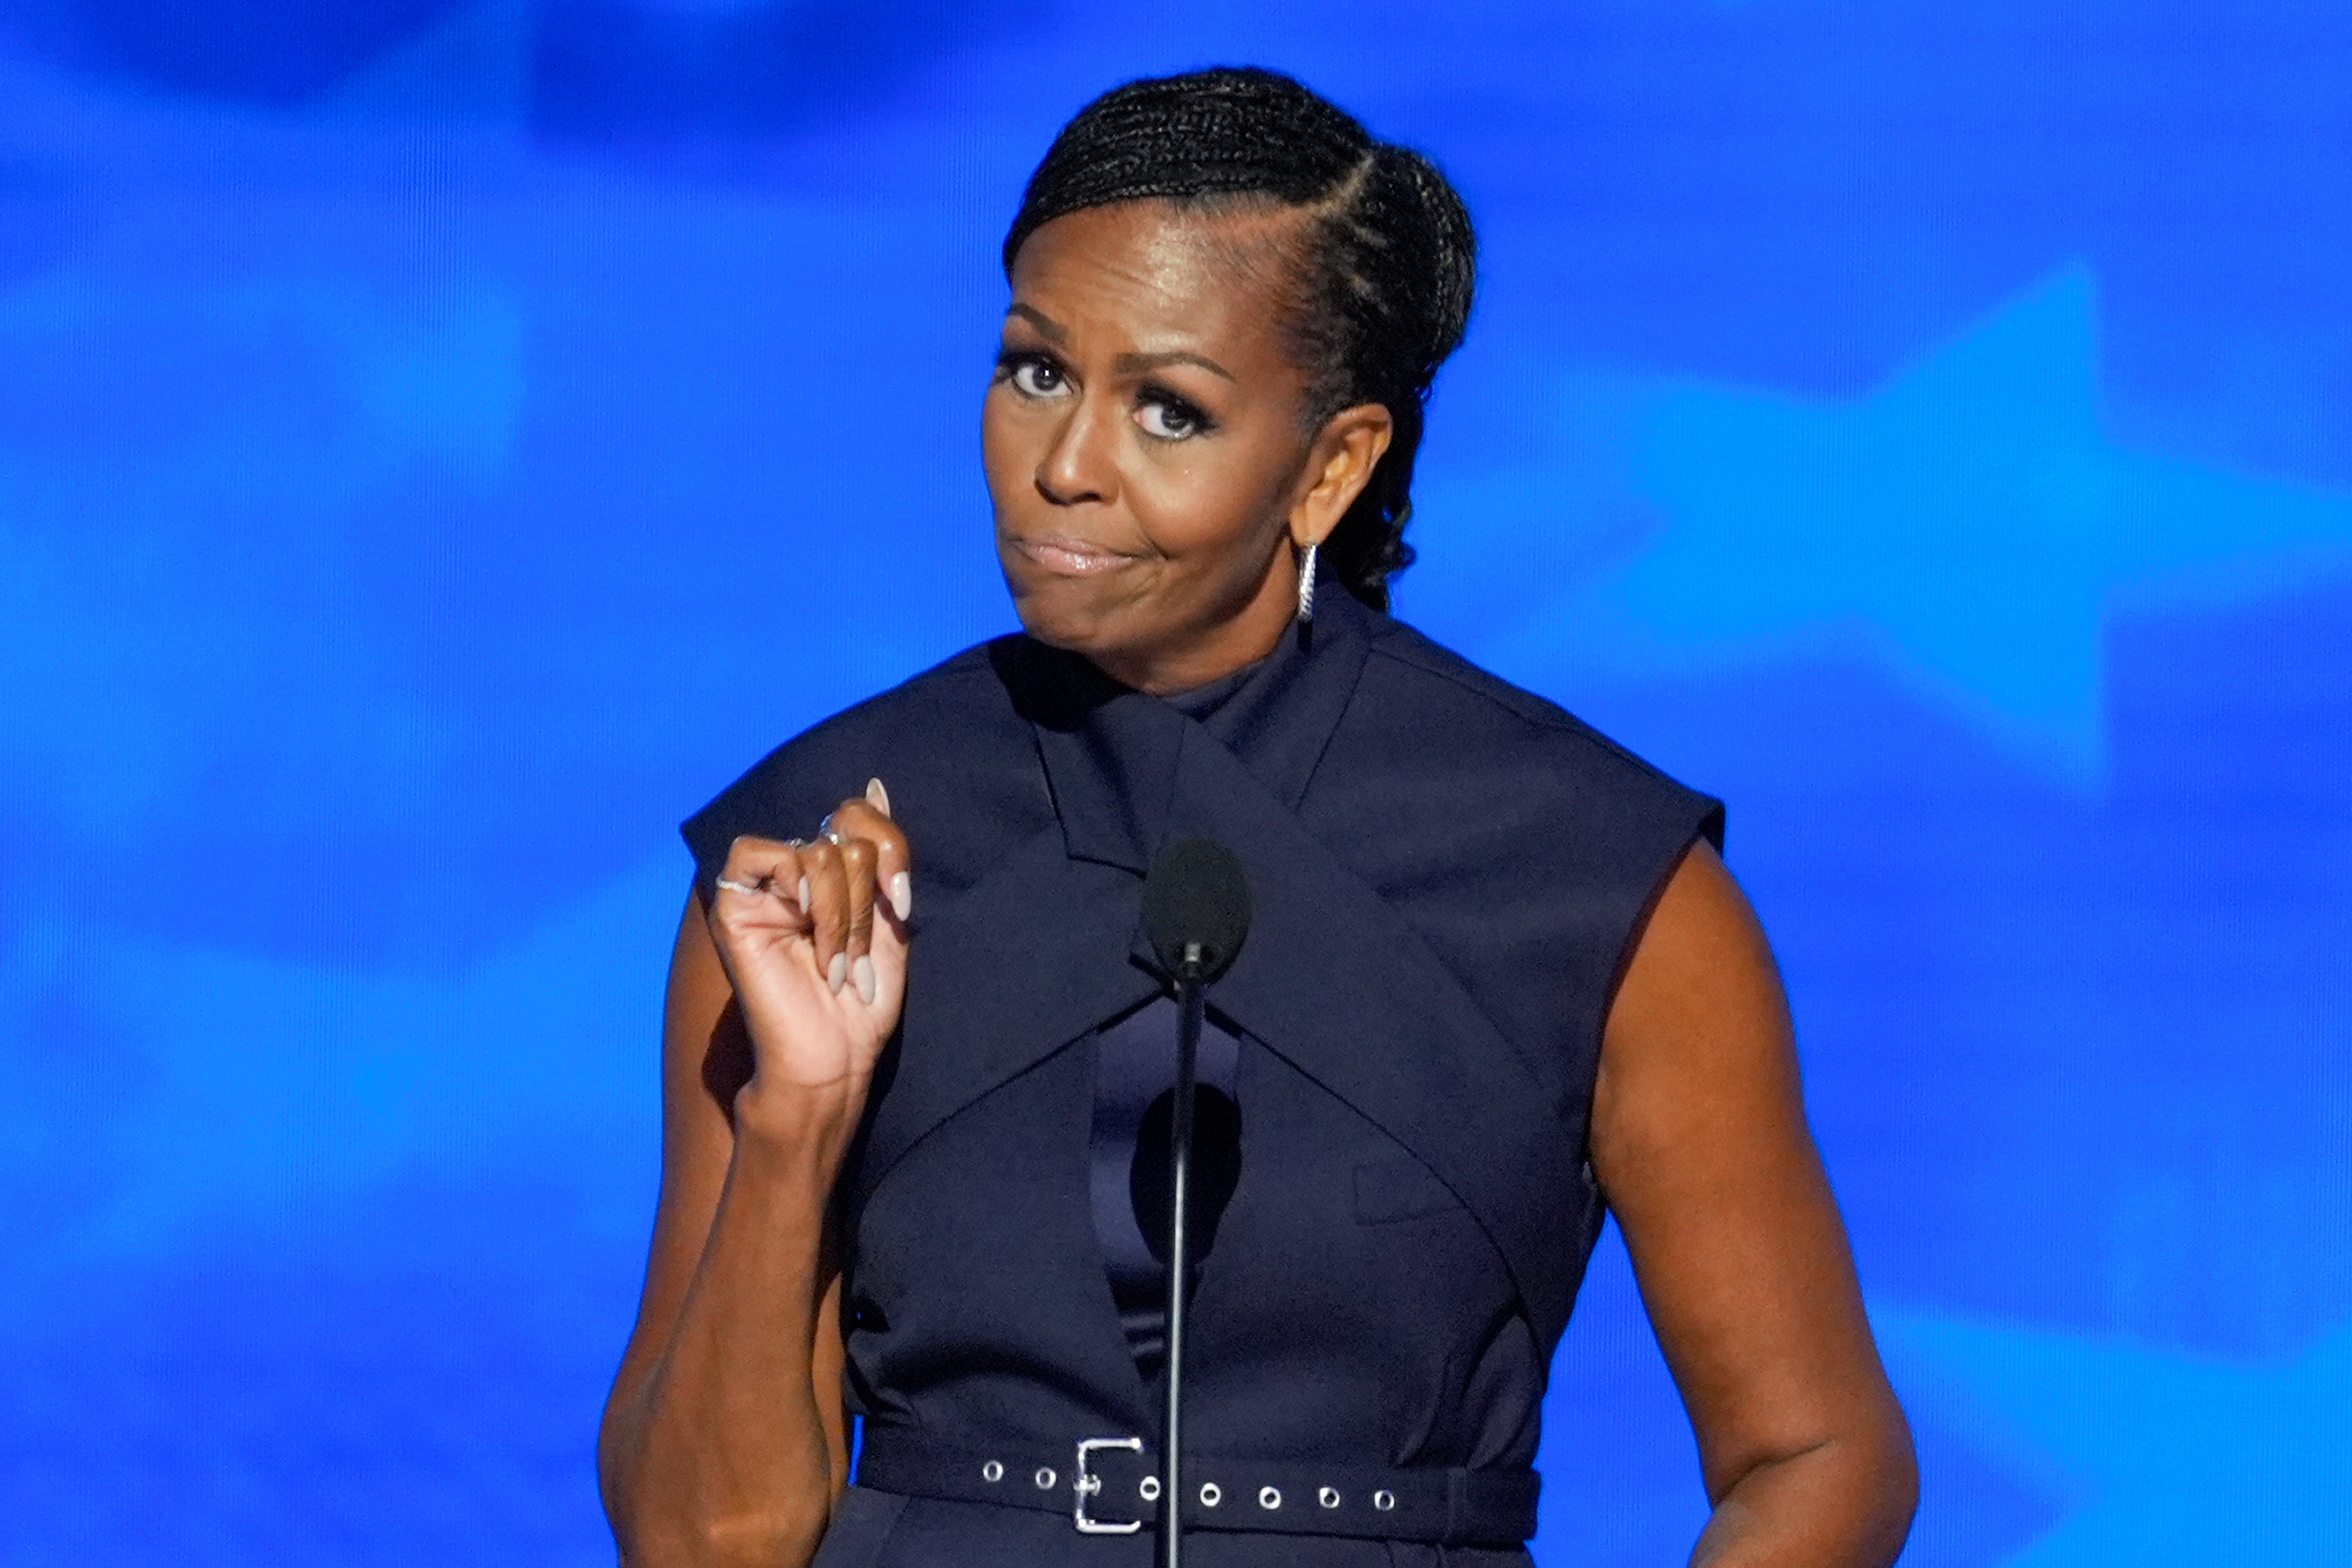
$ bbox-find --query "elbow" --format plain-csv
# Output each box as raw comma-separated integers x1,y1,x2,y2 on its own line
1821,1376,1923,1565
600,1443,832,1568
697,1511,832,1568
1699,1395,1920,1568
608,1507,831,1568
1821,1392,1918,1568
1862,1400,1921,1567
597,1387,836,1568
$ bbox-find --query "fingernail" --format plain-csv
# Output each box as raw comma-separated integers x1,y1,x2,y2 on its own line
797,876,810,909
828,952,848,993
866,777,892,817
854,955,877,1004
889,872,913,922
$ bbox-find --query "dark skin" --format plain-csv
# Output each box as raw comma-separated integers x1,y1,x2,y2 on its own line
598,199,1917,1568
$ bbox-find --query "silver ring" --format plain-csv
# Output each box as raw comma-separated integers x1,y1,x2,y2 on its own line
714,877,761,896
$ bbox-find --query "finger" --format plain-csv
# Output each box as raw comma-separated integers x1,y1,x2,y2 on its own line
715,835,813,911
804,838,853,994
829,792,911,1015
830,790,914,925
835,833,879,1004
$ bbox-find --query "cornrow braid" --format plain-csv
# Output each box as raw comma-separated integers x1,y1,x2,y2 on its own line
1004,67,1475,612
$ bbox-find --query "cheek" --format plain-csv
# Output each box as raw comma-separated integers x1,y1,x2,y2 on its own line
1128,438,1293,563
980,392,1025,507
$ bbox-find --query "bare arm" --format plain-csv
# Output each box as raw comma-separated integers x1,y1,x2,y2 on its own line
598,789,911,1568
1592,841,1917,1568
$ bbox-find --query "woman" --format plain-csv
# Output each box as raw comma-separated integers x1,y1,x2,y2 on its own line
599,68,1917,1568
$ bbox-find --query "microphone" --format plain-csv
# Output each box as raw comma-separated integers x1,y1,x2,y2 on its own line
1139,838,1250,1568
1142,837,1251,984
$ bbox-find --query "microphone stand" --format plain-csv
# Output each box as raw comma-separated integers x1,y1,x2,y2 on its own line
1159,939,1205,1568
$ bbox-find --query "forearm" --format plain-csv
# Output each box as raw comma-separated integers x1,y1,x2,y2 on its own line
1689,1423,1916,1568
602,1094,853,1568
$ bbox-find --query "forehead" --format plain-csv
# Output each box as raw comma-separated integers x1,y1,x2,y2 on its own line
1006,200,1304,359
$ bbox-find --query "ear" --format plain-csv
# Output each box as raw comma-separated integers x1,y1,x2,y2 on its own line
1288,404,1395,548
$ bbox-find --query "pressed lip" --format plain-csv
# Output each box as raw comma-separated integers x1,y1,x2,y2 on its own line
1004,533,1143,577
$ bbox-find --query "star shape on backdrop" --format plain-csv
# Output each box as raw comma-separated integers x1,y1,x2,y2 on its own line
1872,1305,2352,1566
1460,268,2352,778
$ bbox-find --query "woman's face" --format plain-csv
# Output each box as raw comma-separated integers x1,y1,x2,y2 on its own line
984,200,1390,694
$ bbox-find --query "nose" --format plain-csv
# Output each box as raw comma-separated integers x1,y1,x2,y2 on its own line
1035,391,1117,508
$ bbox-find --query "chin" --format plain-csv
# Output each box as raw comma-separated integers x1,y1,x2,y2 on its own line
1001,558,1128,652
1008,586,1120,659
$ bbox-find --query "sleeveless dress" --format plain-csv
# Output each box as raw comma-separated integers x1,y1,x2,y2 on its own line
681,580,1722,1568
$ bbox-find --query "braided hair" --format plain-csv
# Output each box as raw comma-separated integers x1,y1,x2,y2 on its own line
1003,68,1476,612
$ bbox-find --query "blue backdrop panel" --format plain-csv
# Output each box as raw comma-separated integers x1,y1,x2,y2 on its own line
0,3,2345,1564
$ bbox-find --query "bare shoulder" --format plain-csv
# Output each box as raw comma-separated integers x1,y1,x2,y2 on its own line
1598,840,1799,1152
1617,839,1779,1017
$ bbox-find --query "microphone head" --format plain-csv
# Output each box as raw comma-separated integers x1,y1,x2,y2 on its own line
1141,837,1252,981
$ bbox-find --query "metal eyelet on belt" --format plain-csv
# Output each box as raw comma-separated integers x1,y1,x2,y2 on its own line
1139,1476,1162,1501
1199,1482,1223,1507
1034,1467,1057,1490
1373,1488,1397,1511
1318,1486,1342,1508
981,1460,1004,1483
1258,1486,1282,1510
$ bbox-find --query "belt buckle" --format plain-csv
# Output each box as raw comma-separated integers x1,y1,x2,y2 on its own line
1073,1436,1145,1534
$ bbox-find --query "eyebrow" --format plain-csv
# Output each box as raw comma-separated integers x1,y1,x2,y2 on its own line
1006,304,1066,343
1113,349,1235,382
1004,305,1235,383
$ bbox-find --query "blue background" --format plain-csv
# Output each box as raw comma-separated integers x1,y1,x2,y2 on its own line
1,3,2347,1563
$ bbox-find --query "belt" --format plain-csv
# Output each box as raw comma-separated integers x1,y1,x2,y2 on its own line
855,1427,1540,1546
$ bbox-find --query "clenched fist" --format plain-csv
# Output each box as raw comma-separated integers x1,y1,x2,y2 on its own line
706,777,912,1109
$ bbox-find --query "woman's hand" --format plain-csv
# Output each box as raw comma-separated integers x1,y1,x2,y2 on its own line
706,778,912,1114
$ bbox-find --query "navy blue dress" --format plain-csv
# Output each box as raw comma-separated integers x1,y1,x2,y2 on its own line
682,581,1722,1567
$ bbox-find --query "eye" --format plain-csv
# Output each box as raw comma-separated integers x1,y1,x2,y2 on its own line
1135,391,1211,441
1002,353,1070,399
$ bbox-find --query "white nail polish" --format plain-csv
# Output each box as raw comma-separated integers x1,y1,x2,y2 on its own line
854,955,877,1004
797,876,810,909
828,952,848,993
867,777,892,816
890,872,913,922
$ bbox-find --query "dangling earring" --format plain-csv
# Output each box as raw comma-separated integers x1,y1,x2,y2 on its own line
1295,539,1319,624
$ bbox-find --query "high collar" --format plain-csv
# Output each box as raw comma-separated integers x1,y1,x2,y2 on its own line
989,583,1379,875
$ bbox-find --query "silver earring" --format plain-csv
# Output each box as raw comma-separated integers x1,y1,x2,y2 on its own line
1295,539,1318,623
